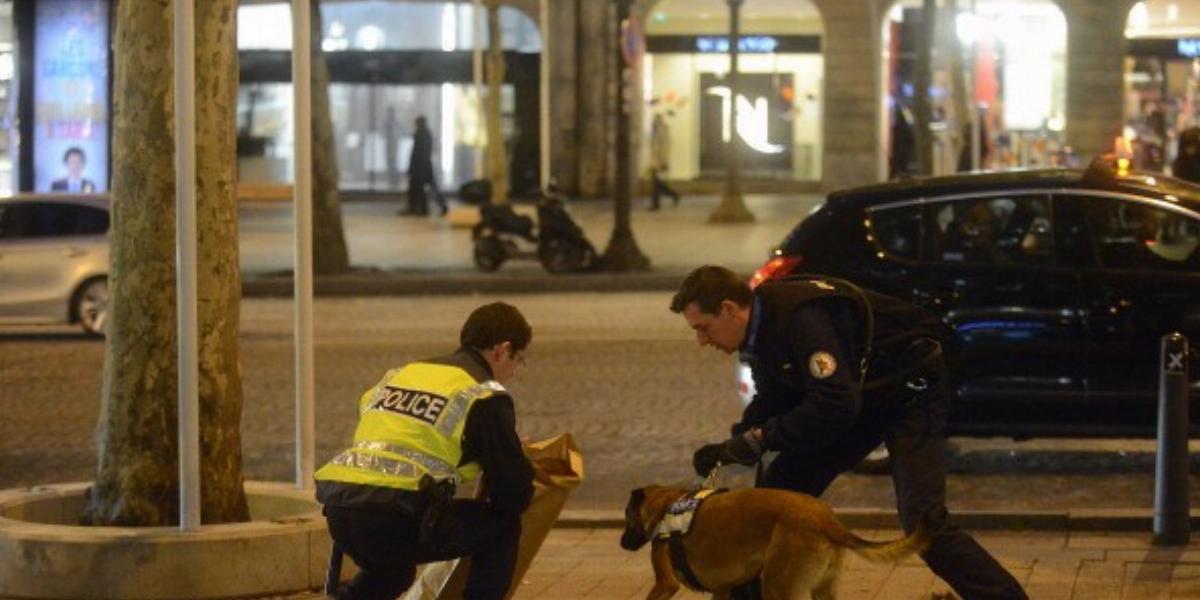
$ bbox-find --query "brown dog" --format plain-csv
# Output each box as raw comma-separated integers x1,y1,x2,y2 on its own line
620,486,931,600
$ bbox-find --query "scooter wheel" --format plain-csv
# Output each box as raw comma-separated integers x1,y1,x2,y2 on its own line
540,239,594,273
474,238,505,272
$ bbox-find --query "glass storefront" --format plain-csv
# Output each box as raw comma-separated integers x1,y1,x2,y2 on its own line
644,50,823,180
1124,1,1200,172
642,0,824,182
237,0,540,195
884,0,1067,175
0,1,13,196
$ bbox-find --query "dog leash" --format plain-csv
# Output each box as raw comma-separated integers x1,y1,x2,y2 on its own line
702,463,722,490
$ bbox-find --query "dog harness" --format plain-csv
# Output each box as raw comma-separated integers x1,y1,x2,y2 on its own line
653,488,725,592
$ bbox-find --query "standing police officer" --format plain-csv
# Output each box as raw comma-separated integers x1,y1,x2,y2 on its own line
672,266,1027,600
316,302,535,600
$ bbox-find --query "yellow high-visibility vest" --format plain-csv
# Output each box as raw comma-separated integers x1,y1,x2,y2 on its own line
314,361,505,491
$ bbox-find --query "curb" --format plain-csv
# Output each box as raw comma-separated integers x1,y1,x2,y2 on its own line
555,508,1200,532
241,270,698,297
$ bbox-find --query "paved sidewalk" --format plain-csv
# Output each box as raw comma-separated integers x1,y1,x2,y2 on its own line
280,526,1200,599
512,527,1200,599
238,194,814,295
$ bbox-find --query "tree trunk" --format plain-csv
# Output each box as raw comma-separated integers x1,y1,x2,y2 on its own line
913,0,936,175
311,1,350,275
83,0,249,527
485,0,509,205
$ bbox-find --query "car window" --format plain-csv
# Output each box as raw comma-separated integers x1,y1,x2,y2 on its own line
74,205,109,235
0,202,108,239
1084,199,1200,271
868,203,921,260
930,195,1054,266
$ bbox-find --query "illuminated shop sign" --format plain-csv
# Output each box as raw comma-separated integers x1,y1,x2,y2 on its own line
704,86,784,154
696,36,779,53
34,0,110,193
1179,38,1200,58
698,73,792,176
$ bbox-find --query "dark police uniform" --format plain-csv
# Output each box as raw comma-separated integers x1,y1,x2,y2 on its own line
316,347,534,600
734,277,1027,600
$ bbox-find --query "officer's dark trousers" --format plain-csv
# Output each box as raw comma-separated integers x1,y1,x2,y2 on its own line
325,499,521,600
735,370,1028,600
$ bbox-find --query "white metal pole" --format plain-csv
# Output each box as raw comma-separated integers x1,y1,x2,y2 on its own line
539,0,550,188
292,0,316,490
472,0,484,179
173,0,201,532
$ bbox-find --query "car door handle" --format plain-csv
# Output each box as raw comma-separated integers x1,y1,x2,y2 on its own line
63,247,85,258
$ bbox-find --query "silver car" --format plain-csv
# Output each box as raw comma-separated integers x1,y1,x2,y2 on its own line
0,195,109,336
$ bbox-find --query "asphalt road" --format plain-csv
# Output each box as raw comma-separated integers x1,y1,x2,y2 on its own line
2,293,1198,514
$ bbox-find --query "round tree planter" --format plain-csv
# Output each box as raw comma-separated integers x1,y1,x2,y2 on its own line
0,482,344,599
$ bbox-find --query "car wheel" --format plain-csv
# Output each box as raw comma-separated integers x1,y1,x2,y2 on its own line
73,277,108,338
853,445,892,474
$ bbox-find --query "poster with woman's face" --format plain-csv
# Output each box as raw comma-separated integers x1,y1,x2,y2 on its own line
34,0,110,193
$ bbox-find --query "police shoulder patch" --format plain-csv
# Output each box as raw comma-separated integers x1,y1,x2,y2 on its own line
808,351,838,379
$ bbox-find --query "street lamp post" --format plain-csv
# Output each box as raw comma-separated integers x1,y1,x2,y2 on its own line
601,0,649,271
709,0,754,223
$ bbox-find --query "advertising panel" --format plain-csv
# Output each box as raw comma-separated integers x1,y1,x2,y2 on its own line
34,0,109,193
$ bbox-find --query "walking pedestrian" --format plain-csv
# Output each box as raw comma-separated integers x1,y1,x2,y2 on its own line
649,113,680,211
401,116,448,216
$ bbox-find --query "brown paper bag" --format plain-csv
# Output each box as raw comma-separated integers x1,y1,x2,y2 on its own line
401,433,584,600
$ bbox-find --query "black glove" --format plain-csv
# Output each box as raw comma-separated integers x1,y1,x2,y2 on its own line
692,430,765,476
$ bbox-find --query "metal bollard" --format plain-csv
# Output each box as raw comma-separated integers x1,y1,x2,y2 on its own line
1154,332,1190,546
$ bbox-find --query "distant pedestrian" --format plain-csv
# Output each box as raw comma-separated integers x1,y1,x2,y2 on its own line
401,116,447,216
648,113,680,211
1173,126,1200,184
890,104,915,179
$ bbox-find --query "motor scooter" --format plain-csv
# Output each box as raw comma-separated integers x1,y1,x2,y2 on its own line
469,181,597,273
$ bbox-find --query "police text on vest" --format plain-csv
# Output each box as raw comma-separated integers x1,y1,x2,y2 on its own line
370,386,448,425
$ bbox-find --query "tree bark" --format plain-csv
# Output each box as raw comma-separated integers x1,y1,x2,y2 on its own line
84,0,249,527
485,0,509,204
311,1,350,274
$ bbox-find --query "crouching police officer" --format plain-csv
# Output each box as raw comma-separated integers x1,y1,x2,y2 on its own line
316,302,535,600
672,266,1027,600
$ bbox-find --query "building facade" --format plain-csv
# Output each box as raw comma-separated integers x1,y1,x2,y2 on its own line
2,0,1192,198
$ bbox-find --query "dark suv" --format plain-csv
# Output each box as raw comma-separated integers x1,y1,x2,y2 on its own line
741,161,1200,439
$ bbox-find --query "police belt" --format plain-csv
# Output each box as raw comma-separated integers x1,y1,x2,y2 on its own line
862,338,943,392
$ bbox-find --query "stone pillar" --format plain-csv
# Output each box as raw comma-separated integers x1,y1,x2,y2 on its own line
549,0,578,192
577,0,612,197
1057,0,1138,161
812,0,887,192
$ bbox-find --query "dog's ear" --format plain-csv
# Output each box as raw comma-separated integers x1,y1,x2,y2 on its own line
630,488,645,508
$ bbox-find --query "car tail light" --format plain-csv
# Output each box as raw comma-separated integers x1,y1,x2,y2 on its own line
749,254,802,289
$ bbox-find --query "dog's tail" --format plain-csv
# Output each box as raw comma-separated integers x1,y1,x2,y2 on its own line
835,517,932,564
